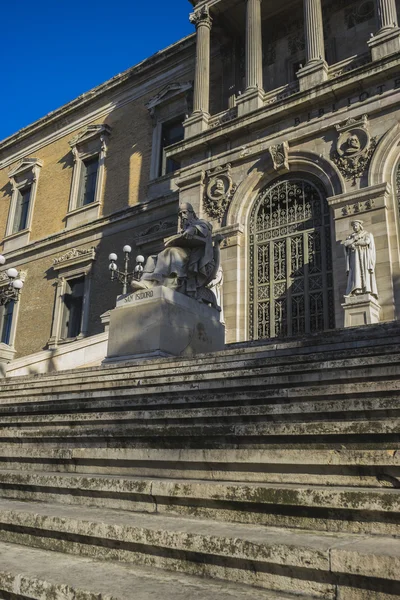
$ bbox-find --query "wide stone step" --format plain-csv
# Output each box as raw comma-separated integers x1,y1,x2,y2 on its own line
0,498,397,599
0,541,303,600
0,447,398,487
0,396,398,428
0,470,398,535
1,356,400,401
1,418,398,446
1,373,400,416
0,447,397,487
3,342,400,395
5,320,400,389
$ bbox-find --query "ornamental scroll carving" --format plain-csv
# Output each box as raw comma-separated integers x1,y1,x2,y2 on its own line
189,5,212,28
53,247,96,267
332,115,377,184
268,141,289,173
203,164,237,223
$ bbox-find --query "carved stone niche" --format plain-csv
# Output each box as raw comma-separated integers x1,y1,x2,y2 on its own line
333,115,377,184
204,164,237,223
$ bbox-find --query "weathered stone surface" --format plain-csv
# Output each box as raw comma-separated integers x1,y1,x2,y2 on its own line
0,541,304,600
106,287,225,360
0,324,398,598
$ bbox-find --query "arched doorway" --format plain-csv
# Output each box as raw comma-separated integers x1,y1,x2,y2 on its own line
249,176,335,340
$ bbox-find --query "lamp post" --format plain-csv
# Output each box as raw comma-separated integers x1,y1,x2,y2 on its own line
0,255,24,306
108,246,145,295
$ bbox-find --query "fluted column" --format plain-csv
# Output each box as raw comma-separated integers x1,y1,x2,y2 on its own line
304,0,326,64
245,0,263,91
368,0,400,59
297,0,328,90
190,7,212,115
376,0,399,31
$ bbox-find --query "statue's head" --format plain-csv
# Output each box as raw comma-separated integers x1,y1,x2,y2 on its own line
351,220,363,233
179,203,197,226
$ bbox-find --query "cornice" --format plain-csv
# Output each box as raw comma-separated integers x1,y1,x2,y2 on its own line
0,34,195,156
0,194,178,265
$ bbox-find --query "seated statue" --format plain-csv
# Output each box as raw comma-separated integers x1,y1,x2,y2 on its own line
132,203,222,309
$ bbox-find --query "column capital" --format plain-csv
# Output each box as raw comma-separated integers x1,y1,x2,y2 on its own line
189,6,212,29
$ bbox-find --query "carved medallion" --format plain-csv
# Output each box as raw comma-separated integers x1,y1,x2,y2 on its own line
333,115,376,183
204,164,237,223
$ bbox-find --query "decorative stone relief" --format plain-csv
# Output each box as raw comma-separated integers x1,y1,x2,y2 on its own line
345,1,375,28
204,164,237,222
341,199,375,216
53,247,96,267
333,115,377,183
288,33,305,55
138,220,177,238
268,142,290,173
189,5,212,28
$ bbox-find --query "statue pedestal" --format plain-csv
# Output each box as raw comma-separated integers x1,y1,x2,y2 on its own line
105,286,225,362
342,294,381,328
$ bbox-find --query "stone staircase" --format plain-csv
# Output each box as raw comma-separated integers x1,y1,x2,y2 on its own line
0,323,399,600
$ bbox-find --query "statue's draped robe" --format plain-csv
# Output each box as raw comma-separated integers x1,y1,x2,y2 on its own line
344,230,378,297
142,219,214,293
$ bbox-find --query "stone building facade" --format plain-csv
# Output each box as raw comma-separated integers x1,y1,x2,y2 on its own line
1,0,400,370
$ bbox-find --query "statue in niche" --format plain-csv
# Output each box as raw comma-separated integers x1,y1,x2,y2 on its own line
343,220,378,299
132,203,223,309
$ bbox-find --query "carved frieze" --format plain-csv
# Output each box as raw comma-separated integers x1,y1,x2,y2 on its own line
332,115,377,183
53,247,96,268
204,164,237,223
341,199,375,216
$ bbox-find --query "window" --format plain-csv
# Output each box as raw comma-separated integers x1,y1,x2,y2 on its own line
0,301,15,345
48,246,96,350
67,125,110,229
12,187,32,234
61,277,85,339
146,82,193,180
5,158,42,252
159,118,184,176
77,156,99,207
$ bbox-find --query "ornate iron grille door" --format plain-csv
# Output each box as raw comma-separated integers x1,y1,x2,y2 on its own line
249,178,335,340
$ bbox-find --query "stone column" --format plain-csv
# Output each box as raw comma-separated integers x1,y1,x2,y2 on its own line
297,0,328,91
368,0,400,59
377,0,399,31
245,0,263,91
237,0,264,116
184,7,212,137
304,0,325,64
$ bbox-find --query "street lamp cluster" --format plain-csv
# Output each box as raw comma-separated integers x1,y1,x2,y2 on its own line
108,245,145,295
0,255,24,306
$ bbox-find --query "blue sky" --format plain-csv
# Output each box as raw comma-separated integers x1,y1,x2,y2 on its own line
0,0,194,142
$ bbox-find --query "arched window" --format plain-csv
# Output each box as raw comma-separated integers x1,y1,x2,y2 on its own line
249,177,335,340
